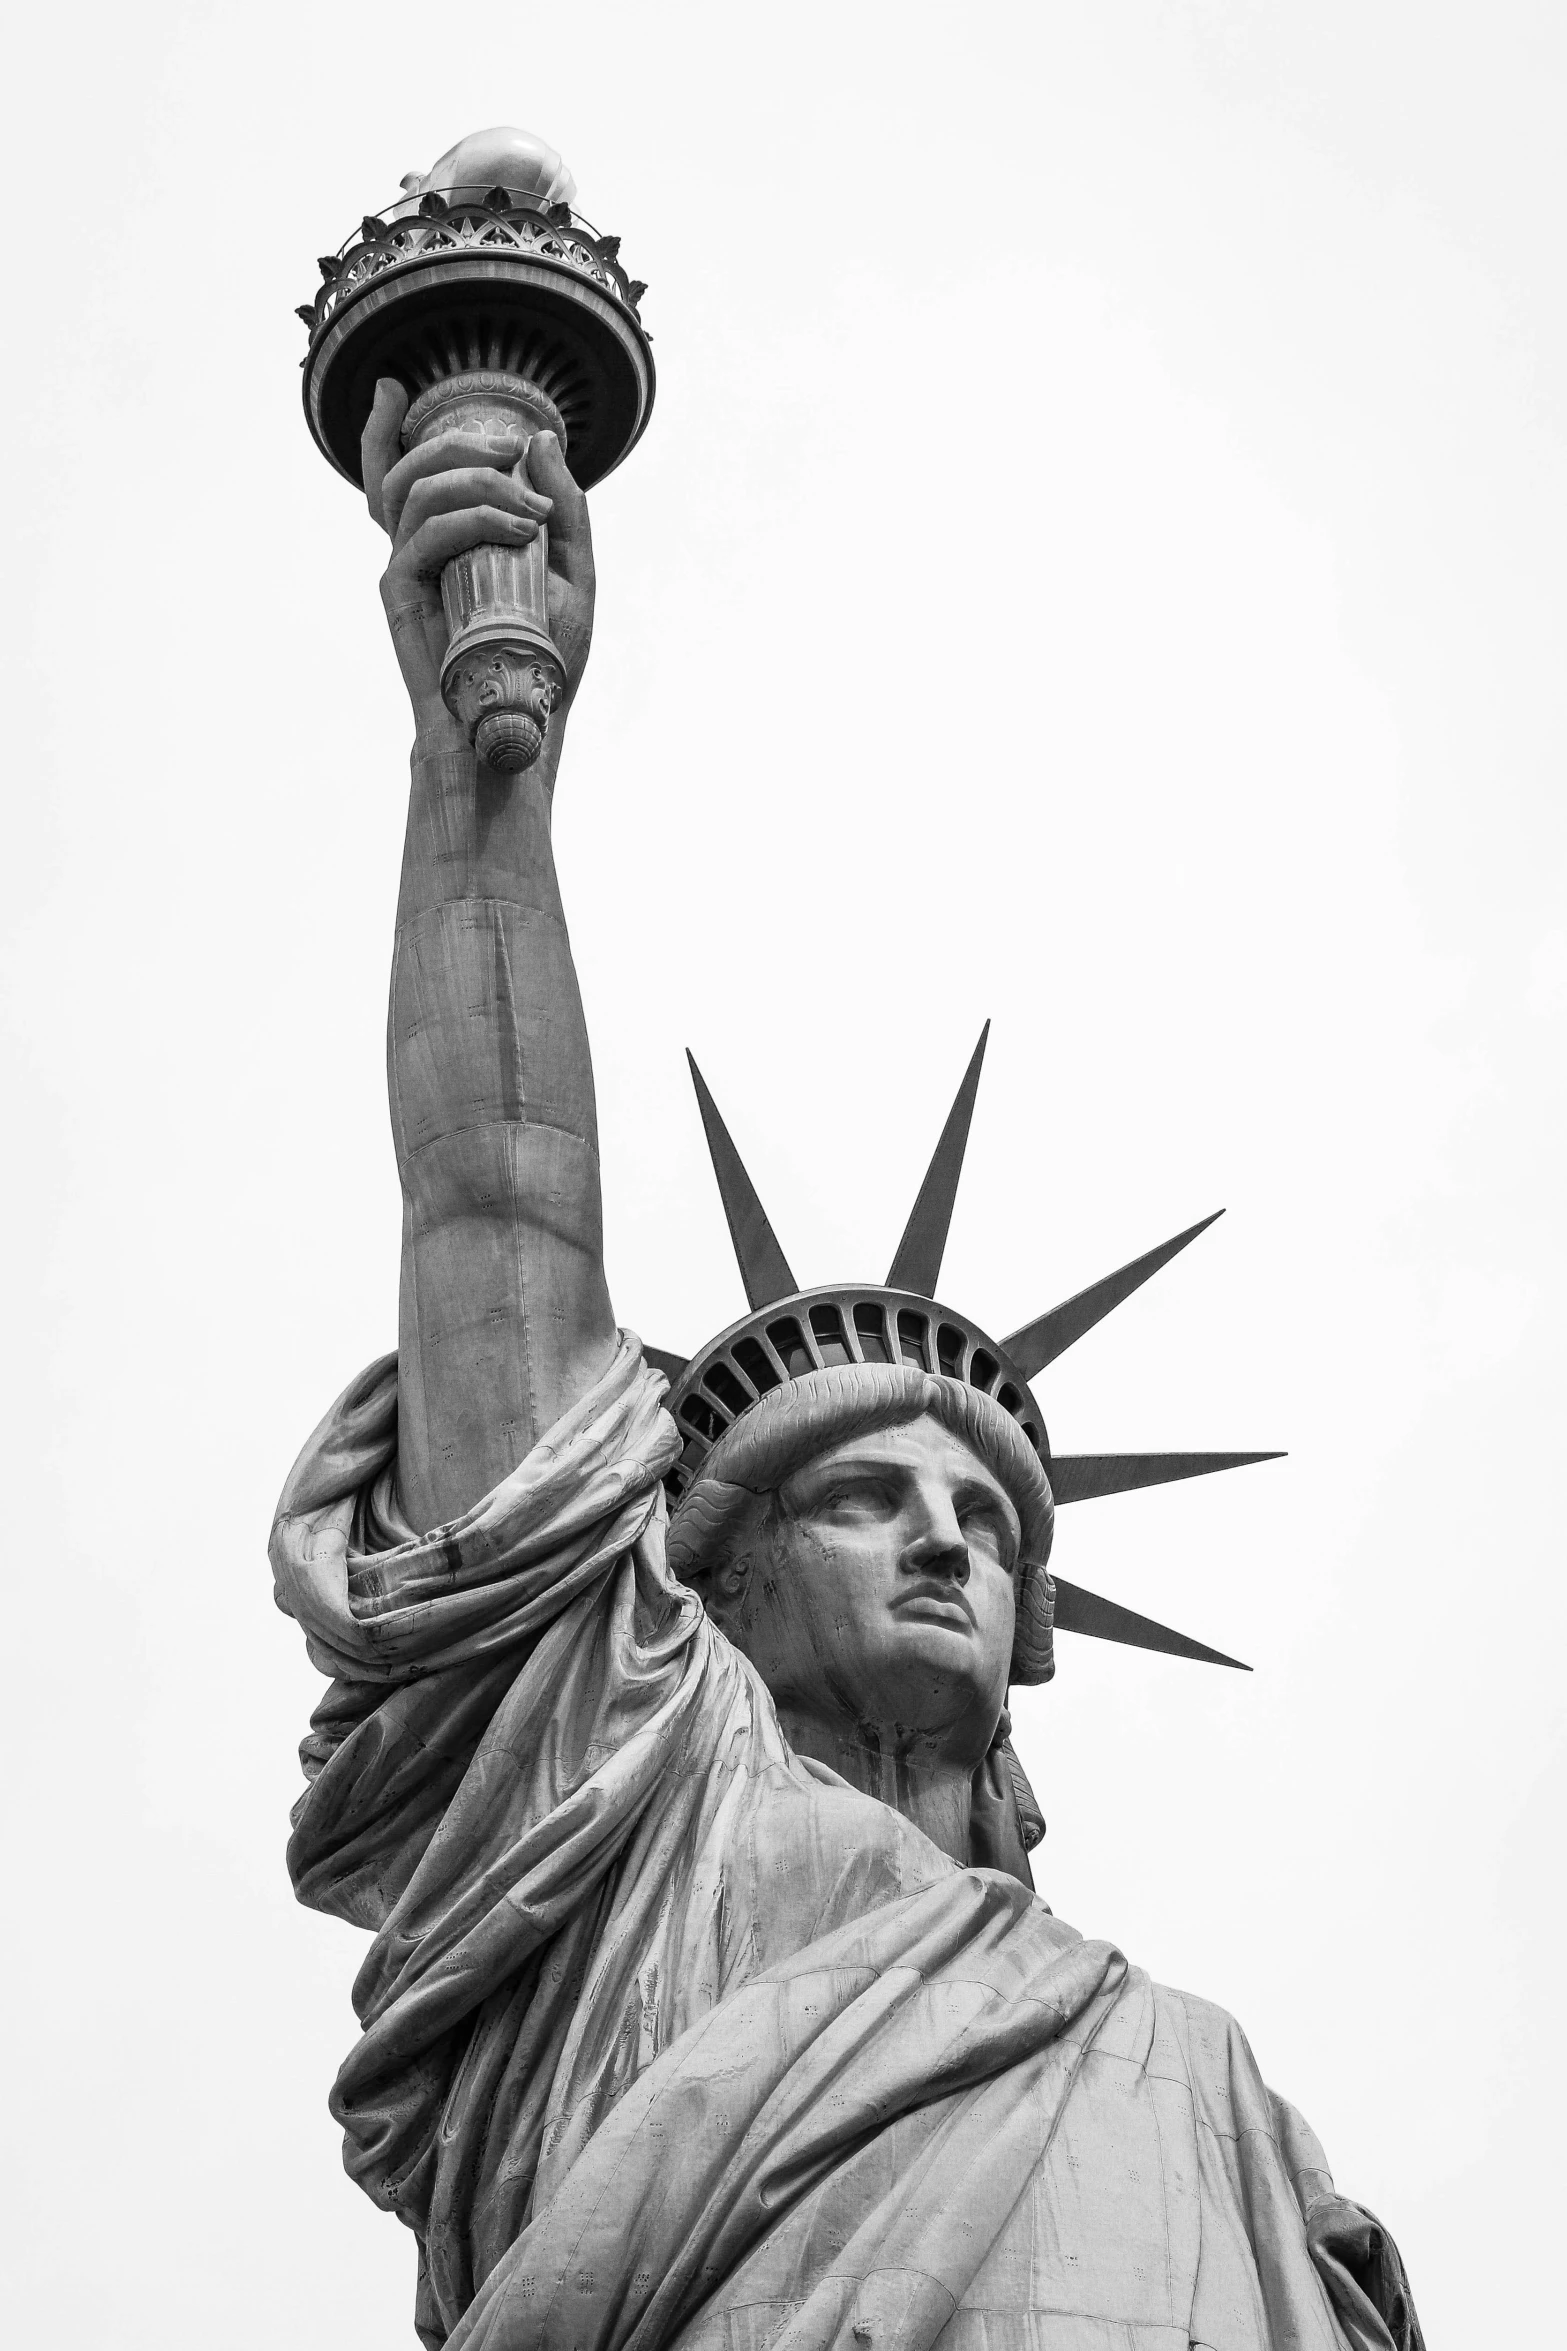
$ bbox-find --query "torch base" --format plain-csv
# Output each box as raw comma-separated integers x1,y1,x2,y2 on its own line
475,710,547,774
440,618,566,776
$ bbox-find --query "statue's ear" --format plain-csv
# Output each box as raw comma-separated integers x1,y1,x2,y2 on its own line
704,1552,751,1611
681,1488,772,1631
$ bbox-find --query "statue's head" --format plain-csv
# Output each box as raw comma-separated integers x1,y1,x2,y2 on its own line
667,1365,1056,1771
656,1028,1265,1820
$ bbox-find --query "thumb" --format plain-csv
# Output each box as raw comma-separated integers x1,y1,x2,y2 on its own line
526,431,591,573
363,378,411,530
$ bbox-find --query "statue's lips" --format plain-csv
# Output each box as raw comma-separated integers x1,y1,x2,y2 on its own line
891,1584,977,1633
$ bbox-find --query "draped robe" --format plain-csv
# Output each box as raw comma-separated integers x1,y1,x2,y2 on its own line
271,1338,1414,2351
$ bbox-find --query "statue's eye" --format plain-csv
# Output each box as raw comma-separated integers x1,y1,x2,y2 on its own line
959,1500,1016,1561
821,1480,890,1517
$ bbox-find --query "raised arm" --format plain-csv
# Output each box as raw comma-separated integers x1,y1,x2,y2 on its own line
361,380,617,1531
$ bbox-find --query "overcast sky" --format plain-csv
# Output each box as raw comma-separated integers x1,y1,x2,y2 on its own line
4,3,1562,2342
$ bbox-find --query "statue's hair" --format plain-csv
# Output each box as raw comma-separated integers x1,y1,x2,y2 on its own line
665,1363,1056,1684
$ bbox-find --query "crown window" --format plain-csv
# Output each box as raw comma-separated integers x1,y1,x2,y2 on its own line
937,1323,966,1378
809,1305,853,1366
897,1310,930,1372
679,1394,726,1443
733,1336,783,1394
853,1303,892,1362
997,1382,1023,1416
969,1347,999,1392
703,1363,751,1416
766,1318,814,1378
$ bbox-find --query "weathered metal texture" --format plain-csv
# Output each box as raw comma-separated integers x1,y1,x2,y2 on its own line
274,1361,1422,2349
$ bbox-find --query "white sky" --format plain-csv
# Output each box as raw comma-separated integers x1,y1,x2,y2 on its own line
3,3,1562,2342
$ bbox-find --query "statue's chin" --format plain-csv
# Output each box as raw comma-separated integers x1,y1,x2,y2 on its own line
784,1619,1006,1756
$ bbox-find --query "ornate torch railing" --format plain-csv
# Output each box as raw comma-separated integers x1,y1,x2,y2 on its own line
296,128,655,772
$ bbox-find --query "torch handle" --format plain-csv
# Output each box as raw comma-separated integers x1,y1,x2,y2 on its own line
400,373,571,774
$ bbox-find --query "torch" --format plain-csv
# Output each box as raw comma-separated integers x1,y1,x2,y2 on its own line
296,127,654,772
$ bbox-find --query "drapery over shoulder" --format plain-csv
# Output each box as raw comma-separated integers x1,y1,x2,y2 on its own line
271,1336,1007,2336
271,1339,1421,2351
272,1335,689,1926
272,1334,752,2328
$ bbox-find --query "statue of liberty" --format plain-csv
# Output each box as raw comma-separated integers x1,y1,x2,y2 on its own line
273,129,1424,2351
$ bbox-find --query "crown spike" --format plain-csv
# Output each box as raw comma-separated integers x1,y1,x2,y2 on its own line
885,1022,990,1297
686,1052,799,1311
1048,1450,1284,1505
1052,1576,1250,1669
1003,1210,1225,1378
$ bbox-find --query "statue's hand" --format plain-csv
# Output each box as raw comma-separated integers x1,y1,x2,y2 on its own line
360,377,597,736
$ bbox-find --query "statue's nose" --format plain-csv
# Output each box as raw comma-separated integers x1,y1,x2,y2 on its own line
902,1505,970,1583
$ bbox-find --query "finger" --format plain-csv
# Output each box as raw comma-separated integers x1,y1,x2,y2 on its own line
395,465,553,551
382,429,542,539
391,506,543,582
525,431,593,583
362,380,410,531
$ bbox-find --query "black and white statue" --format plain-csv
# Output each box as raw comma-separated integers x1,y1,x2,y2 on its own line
273,125,1424,2351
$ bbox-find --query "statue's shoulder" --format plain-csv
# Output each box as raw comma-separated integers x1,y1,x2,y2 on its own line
1145,1978,1282,2143
1152,1979,1252,2046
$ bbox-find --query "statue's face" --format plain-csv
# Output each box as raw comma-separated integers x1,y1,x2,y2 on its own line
714,1413,1019,1768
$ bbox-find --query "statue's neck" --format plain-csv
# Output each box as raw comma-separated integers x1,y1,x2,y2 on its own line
773,1705,975,1865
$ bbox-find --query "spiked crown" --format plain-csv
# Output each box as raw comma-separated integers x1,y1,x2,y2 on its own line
655,1026,1280,1673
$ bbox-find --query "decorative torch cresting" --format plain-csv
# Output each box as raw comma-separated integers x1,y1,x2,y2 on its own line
296,127,654,773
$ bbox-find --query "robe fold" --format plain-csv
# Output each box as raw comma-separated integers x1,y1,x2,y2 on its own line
271,1338,1418,2351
